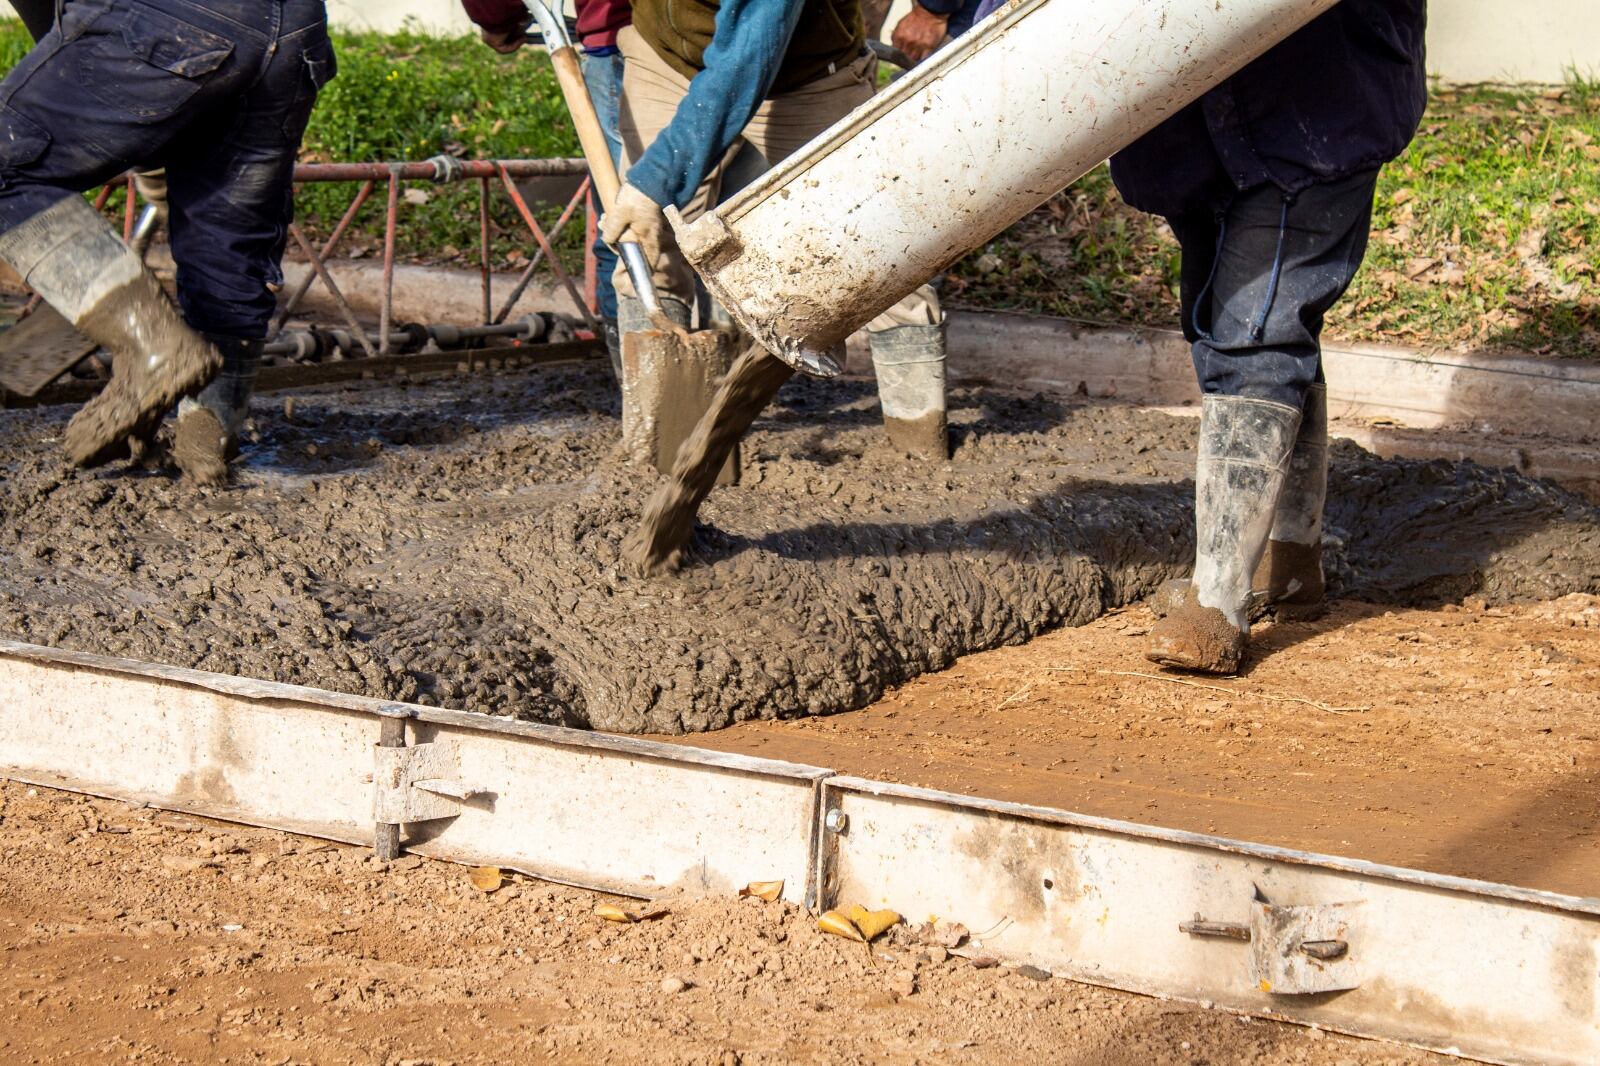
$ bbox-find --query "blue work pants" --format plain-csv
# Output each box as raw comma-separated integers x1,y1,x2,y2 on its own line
1168,169,1379,410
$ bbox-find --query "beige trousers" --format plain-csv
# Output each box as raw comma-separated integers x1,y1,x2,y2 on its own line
613,25,940,332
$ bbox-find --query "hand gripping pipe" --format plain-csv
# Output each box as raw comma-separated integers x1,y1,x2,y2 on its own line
670,0,1341,377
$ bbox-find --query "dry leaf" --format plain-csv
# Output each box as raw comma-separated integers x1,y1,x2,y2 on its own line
595,903,635,923
845,904,901,941
469,866,504,893
740,880,784,902
633,904,671,921
818,909,865,942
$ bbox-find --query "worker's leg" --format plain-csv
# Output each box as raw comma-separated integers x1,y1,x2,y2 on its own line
167,0,335,484
746,54,948,456
1147,171,1378,673
613,25,738,325
581,47,626,376
0,0,280,467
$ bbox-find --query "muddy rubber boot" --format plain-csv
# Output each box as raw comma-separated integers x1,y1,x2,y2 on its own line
1252,383,1328,618
172,335,263,486
600,317,622,382
1146,395,1301,675
0,195,220,468
1152,385,1329,623
870,322,948,459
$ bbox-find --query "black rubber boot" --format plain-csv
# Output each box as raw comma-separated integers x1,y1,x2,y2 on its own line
172,335,263,485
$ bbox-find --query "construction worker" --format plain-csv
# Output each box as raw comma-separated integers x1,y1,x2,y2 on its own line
462,0,951,459
467,0,633,377
1106,0,1428,673
0,0,336,483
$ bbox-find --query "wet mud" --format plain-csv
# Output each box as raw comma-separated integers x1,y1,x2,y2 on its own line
2,362,1598,734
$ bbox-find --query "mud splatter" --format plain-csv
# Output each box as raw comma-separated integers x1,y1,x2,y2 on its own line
0,363,1596,734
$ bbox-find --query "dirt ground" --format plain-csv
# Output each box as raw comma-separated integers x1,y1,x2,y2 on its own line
0,781,1451,1066
675,595,1600,900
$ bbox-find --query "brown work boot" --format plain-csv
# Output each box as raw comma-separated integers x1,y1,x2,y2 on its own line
1144,395,1301,676
1146,585,1246,674
0,195,220,468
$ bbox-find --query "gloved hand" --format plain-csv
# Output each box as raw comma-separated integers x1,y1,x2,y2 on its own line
480,15,532,53
599,182,671,284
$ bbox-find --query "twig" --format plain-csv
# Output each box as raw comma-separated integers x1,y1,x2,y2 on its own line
1094,669,1369,714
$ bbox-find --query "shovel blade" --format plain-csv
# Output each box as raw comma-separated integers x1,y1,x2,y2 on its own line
0,304,98,398
621,327,741,486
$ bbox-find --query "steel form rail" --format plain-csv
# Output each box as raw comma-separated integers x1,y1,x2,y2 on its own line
1,637,1597,1066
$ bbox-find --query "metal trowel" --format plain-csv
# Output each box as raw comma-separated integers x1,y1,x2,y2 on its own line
524,0,740,486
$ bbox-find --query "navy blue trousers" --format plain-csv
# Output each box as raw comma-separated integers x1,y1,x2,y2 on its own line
1168,169,1379,410
0,0,334,338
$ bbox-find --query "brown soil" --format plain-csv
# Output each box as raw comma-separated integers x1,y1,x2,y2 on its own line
670,595,1600,899
0,780,1448,1065
2,363,1596,736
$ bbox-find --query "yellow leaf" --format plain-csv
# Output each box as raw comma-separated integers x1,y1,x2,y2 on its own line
595,903,635,923
845,904,900,941
740,880,784,902
469,866,504,893
817,909,865,942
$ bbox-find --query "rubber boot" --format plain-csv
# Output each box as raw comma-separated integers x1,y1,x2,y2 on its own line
172,335,263,486
1146,395,1301,675
0,195,220,467
870,322,948,459
600,317,622,382
1251,383,1327,618
1152,384,1329,622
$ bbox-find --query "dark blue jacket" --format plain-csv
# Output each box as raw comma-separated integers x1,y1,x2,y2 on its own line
1110,0,1428,219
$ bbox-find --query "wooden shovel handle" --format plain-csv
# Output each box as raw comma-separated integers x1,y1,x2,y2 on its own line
546,45,622,212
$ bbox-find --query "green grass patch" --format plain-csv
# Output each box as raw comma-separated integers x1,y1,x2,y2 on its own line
946,76,1600,358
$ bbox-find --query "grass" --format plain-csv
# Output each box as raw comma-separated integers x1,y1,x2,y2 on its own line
2,20,1595,356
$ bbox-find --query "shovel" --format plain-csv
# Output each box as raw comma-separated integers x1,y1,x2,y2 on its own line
524,0,740,485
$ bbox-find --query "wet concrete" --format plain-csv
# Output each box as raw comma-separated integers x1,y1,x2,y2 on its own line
1,362,1597,734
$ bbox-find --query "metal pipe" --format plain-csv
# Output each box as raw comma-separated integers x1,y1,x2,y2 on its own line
380,170,400,355
292,158,587,183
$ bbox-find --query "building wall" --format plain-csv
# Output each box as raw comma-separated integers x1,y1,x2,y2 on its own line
328,0,1597,84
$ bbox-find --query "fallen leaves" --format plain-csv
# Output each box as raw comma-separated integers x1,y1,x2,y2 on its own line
595,902,671,924
469,866,504,893
818,905,901,943
739,880,783,903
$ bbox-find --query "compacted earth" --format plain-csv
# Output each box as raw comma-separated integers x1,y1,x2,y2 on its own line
0,360,1596,736
0,781,1451,1065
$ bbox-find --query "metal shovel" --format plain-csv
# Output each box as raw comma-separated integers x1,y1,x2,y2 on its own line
524,0,740,485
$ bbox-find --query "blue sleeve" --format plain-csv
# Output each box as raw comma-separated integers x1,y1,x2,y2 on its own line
914,0,964,16
624,0,803,209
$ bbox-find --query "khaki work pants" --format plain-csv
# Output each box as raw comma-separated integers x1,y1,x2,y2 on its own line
614,26,940,332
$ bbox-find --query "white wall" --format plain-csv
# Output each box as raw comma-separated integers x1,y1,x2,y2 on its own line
329,0,1598,84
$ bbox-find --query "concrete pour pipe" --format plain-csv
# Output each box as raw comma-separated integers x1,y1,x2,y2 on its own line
670,0,1340,377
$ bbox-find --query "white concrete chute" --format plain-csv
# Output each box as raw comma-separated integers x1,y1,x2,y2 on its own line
815,776,1600,1066
675,0,1343,375
0,639,828,903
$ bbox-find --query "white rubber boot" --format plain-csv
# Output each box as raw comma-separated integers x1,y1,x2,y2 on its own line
870,322,948,459
1146,395,1301,674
